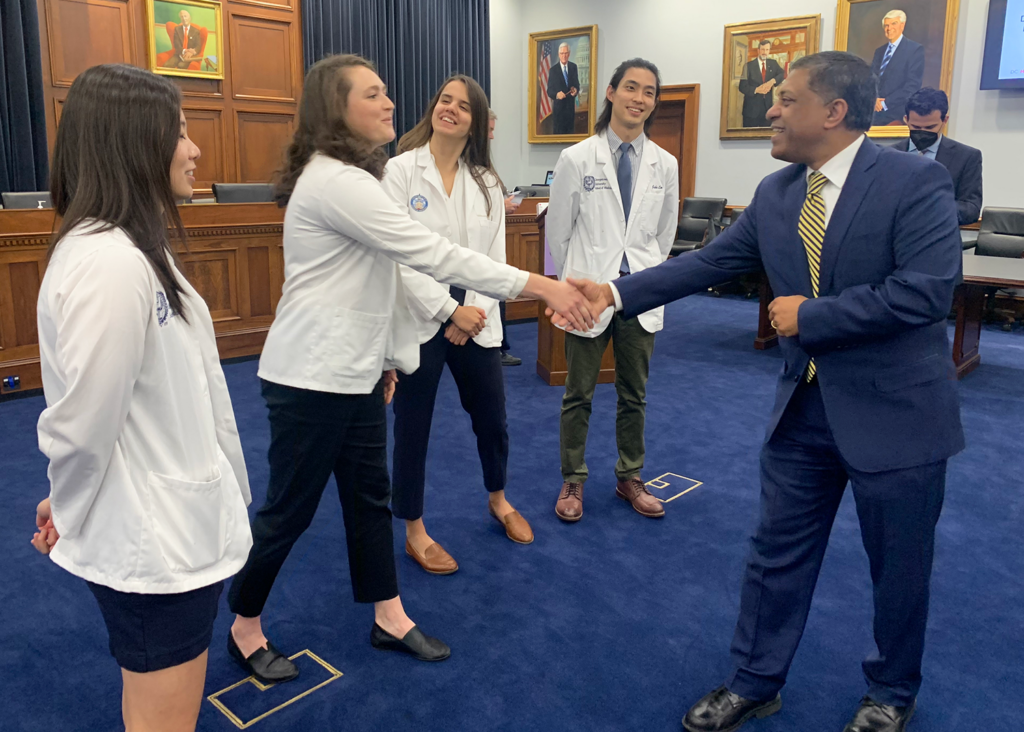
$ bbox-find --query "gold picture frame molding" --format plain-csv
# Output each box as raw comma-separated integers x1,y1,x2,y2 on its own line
835,0,961,139
527,24,599,144
719,14,822,140
145,0,226,81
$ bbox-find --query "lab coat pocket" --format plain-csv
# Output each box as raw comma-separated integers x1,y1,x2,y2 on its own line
640,192,666,234
328,307,391,380
147,468,225,572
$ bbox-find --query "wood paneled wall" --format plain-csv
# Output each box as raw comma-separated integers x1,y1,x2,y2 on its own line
35,0,303,196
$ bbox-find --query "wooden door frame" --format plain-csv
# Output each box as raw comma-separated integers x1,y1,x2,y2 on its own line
657,83,700,209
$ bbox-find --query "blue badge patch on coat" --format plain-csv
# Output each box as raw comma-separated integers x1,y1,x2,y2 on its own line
156,291,170,326
583,176,596,192
411,194,429,212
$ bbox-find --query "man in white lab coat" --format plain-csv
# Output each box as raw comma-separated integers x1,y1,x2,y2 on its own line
547,58,680,522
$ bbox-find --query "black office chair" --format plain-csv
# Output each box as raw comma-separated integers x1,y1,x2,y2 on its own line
211,183,274,203
1,191,52,209
975,207,1024,330
670,197,727,257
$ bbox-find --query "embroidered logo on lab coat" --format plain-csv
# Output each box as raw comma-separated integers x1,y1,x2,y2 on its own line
156,291,170,326
411,194,429,212
583,176,596,192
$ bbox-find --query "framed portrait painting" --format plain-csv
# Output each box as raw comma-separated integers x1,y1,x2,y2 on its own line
836,0,961,137
528,25,599,143
146,0,224,80
720,15,821,140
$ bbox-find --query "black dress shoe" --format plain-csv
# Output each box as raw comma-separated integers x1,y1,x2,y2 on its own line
682,686,782,732
227,631,300,684
370,623,451,661
843,697,915,732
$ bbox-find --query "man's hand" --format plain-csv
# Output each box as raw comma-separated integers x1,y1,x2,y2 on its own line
875,98,885,112
382,370,398,404
556,91,566,100
451,306,486,337
504,194,520,215
768,295,807,337
569,87,578,97
755,81,773,95
31,498,59,555
444,323,470,346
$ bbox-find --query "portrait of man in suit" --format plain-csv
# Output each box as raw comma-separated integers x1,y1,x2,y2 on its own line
738,40,786,127
163,9,203,70
869,10,924,125
546,42,582,135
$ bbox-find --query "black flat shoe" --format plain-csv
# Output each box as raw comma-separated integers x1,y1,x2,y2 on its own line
370,623,451,661
227,631,300,684
843,697,915,732
682,686,781,732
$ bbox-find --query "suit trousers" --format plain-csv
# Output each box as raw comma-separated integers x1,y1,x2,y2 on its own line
726,379,946,707
228,378,399,616
560,310,656,483
391,325,509,521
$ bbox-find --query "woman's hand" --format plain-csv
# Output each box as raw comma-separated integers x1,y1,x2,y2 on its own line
451,306,486,337
504,195,520,215
31,498,60,555
444,323,471,346
382,370,398,404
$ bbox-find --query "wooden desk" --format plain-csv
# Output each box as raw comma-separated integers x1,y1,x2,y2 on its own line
952,253,1024,378
0,203,285,396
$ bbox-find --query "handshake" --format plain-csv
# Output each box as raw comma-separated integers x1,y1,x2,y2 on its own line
530,276,615,333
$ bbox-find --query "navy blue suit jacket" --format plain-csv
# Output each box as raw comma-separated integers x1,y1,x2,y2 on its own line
892,136,983,225
616,139,965,473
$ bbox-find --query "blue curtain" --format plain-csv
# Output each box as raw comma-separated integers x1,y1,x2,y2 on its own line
0,0,48,193
302,0,490,141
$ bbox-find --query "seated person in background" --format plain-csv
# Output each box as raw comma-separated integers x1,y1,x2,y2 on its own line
893,87,982,226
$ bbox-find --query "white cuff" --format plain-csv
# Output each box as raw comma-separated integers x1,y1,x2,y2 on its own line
435,298,459,324
609,281,624,312
510,270,530,299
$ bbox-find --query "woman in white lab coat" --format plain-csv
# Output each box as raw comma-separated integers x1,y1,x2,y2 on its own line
225,54,592,677
30,64,253,731
382,75,534,577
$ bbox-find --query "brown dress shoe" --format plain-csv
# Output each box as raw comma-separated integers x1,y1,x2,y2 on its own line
555,481,584,522
616,477,665,518
405,540,458,575
489,506,535,544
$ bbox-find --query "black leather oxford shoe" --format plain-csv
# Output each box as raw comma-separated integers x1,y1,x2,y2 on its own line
682,686,782,732
843,697,915,732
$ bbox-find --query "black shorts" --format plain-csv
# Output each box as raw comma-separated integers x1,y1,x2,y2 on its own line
87,580,224,673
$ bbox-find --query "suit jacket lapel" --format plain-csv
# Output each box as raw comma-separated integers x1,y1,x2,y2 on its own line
935,136,955,168
784,171,814,297
818,140,879,294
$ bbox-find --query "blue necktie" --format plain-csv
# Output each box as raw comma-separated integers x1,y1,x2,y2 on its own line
879,44,895,74
563,66,569,86
617,142,632,273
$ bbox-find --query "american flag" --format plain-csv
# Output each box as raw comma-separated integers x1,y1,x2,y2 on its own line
538,41,553,122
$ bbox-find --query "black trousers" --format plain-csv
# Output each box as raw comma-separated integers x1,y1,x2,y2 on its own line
228,378,399,616
726,380,946,707
391,325,509,521
499,300,510,353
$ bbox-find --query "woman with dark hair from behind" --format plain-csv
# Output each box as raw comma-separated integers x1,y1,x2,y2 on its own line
31,64,253,731
383,74,534,578
226,54,593,679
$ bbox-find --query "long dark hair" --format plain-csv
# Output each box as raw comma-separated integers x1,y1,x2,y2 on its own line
594,58,663,136
275,54,389,205
396,74,499,217
50,64,190,321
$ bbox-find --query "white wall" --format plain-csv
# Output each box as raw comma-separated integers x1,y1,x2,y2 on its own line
490,0,1024,207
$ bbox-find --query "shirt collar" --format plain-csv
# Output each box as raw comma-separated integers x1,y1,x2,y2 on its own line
807,135,866,191
924,134,942,155
606,127,645,157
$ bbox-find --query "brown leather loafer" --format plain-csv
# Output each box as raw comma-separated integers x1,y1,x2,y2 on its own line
616,477,665,518
489,506,535,544
555,481,584,522
405,540,458,575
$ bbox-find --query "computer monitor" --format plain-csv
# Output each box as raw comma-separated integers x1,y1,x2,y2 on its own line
981,0,1024,90
545,170,554,185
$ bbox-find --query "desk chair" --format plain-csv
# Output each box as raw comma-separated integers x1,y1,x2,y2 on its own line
975,207,1024,330
212,183,274,203
670,197,727,257
1,192,52,209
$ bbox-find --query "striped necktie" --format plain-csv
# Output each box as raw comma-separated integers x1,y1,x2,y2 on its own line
798,171,828,381
879,44,895,74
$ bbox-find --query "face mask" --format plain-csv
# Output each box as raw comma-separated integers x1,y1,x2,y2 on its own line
909,129,939,151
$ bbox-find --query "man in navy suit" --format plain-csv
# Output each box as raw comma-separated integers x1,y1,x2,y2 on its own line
546,42,582,134
871,10,924,126
892,87,983,225
560,52,963,732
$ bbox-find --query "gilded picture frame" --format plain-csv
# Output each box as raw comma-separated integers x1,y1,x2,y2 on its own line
835,0,961,138
720,15,821,140
145,0,225,80
527,25,599,144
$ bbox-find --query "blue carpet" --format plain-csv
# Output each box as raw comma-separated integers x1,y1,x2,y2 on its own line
2,294,1022,731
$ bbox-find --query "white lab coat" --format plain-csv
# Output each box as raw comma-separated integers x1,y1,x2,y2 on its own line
381,145,506,348
546,130,680,337
36,224,253,594
257,154,529,394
